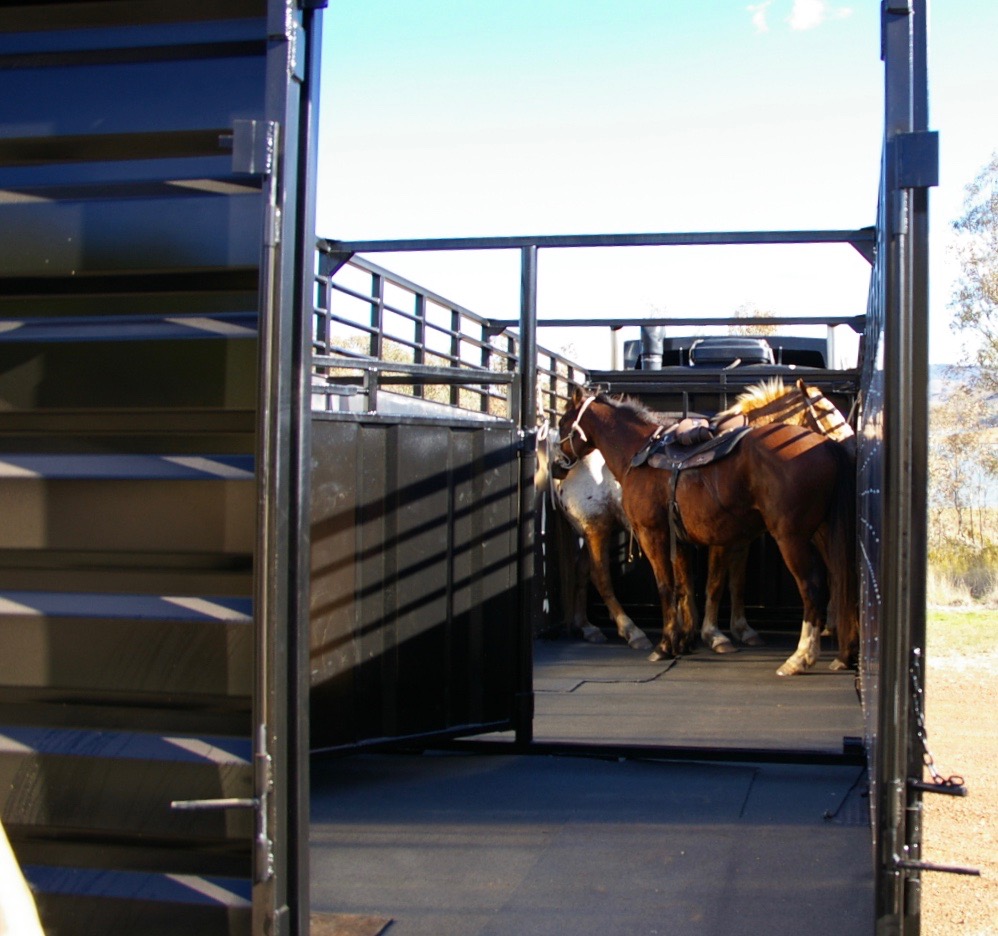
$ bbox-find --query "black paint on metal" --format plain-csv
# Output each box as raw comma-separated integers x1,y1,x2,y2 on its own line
865,2,933,931
309,418,523,751
323,227,875,254
0,2,322,933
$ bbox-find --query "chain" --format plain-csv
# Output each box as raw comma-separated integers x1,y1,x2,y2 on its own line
910,647,966,791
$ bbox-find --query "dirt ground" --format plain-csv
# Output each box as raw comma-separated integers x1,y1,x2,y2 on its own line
921,645,998,934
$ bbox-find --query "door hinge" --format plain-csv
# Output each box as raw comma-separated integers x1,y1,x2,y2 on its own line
255,726,276,883
265,204,283,248
232,119,278,177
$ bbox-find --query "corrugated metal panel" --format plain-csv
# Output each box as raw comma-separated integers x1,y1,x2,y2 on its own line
309,417,523,750
0,2,321,932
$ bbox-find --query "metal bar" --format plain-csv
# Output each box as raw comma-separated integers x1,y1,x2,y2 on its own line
515,246,538,746
449,306,461,408
312,355,515,383
413,293,426,398
436,737,868,768
322,227,875,254
323,297,517,369
171,797,257,810
488,314,866,331
876,1,932,931
326,253,495,327
894,859,980,877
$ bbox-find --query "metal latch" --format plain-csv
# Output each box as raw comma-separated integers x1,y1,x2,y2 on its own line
894,850,980,877
170,726,275,884
517,428,538,454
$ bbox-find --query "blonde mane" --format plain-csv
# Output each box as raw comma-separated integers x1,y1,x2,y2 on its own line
725,378,789,416
717,378,854,443
716,378,796,425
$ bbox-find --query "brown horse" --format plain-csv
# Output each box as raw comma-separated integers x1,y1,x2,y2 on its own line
555,390,858,676
539,378,855,655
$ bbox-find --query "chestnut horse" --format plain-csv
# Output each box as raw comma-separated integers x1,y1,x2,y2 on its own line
540,379,854,656
555,390,858,676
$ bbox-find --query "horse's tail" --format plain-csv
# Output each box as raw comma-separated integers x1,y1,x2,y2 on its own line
825,440,858,667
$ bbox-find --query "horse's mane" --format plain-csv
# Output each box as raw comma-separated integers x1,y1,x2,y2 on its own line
591,391,664,425
716,378,789,420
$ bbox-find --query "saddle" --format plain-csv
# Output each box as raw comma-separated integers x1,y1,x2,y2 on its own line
629,418,753,472
629,417,754,551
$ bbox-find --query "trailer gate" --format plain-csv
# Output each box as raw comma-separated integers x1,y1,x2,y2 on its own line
0,2,937,935
318,6,937,932
0,2,322,934
863,4,937,931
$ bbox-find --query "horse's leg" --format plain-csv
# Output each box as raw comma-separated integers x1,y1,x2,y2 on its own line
672,544,699,656
641,529,685,662
570,539,606,644
726,543,764,647
701,546,739,653
774,536,830,677
812,532,857,671
811,542,835,638
590,525,652,649
575,524,651,650
829,609,858,671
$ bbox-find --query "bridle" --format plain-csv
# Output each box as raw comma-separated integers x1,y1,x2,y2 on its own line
559,394,598,468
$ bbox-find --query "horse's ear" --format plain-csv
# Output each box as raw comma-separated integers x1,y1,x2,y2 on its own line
796,377,808,392
571,385,586,406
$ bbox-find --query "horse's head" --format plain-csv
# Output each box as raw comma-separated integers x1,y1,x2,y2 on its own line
556,388,598,470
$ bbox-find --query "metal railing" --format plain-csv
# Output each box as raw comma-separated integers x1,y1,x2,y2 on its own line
313,248,587,421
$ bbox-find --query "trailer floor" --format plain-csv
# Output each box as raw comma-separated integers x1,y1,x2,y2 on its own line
531,629,863,751
309,633,872,935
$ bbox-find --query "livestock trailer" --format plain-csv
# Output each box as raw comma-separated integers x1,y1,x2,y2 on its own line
0,1,945,934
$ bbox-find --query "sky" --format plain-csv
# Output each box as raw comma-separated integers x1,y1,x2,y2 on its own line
315,1,998,369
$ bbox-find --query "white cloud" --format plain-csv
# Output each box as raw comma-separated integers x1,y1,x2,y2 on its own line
747,0,773,34
787,0,852,31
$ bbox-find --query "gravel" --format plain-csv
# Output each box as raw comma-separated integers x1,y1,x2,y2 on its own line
921,650,998,934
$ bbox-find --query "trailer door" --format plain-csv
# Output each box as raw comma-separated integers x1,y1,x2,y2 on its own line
0,3,322,934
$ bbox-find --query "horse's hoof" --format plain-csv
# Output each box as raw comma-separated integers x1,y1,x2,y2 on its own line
580,625,607,644
710,637,738,654
628,635,653,651
741,634,765,647
648,647,672,662
828,658,849,671
777,659,806,677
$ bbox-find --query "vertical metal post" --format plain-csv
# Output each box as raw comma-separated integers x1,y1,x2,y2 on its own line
515,245,538,745
877,2,933,933
413,293,425,398
450,307,462,408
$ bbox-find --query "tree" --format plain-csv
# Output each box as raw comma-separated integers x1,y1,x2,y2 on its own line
728,303,778,337
928,381,997,547
949,151,998,392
